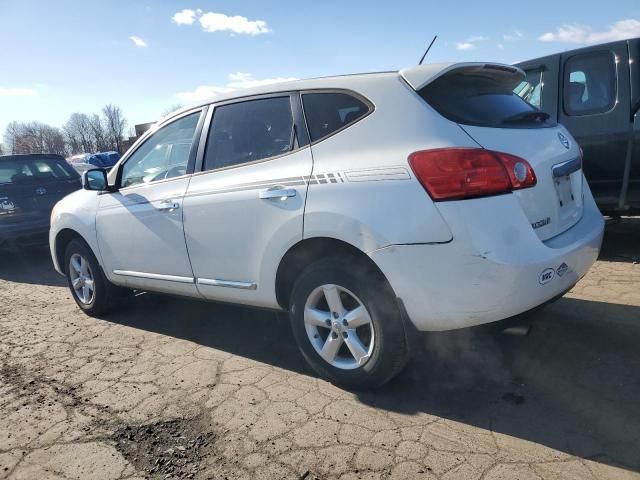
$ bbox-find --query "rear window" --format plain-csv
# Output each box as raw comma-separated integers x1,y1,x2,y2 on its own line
419,70,555,128
302,92,371,142
0,157,79,185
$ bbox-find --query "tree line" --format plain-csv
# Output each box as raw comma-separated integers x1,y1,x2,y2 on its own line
2,104,128,157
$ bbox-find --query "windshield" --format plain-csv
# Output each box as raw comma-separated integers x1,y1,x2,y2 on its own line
0,157,79,185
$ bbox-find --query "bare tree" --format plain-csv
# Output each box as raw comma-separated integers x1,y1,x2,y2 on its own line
63,113,94,154
89,114,110,152
3,121,65,155
0,143,4,155
102,104,127,153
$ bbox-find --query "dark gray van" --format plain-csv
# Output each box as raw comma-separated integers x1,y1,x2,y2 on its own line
515,38,639,215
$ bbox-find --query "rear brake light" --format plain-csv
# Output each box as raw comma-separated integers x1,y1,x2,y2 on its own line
408,148,537,201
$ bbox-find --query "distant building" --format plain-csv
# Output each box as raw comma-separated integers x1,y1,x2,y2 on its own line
121,122,154,152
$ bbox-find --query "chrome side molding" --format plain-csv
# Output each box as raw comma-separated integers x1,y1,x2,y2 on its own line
112,270,194,284
197,278,257,290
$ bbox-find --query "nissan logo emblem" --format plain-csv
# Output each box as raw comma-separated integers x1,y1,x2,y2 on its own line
558,132,571,150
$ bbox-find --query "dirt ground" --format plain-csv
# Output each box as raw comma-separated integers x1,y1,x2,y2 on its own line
1,219,639,479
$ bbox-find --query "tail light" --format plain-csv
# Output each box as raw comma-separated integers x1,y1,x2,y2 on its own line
408,148,537,201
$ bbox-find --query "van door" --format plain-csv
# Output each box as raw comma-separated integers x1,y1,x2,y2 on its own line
558,44,631,209
627,38,640,210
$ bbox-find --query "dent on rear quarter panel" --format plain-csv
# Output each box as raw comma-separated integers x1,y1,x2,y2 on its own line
302,74,478,250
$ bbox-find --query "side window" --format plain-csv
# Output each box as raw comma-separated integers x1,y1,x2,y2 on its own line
204,97,294,171
120,111,201,188
302,92,370,142
563,51,616,116
514,70,543,109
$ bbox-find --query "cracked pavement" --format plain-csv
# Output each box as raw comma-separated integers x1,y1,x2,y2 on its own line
1,219,639,479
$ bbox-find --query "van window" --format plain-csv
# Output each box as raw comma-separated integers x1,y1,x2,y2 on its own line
514,70,543,108
302,92,370,142
563,51,616,116
204,96,295,171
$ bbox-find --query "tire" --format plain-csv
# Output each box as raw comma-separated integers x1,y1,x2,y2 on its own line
64,239,122,316
289,257,409,389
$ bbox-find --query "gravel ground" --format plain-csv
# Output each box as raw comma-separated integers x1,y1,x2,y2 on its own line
0,219,639,479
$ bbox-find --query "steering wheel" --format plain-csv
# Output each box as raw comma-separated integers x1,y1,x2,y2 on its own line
151,165,187,182
165,165,187,179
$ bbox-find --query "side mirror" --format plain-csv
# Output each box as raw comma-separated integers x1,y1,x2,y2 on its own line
82,168,109,191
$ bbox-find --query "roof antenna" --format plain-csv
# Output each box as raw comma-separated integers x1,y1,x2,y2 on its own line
419,35,438,65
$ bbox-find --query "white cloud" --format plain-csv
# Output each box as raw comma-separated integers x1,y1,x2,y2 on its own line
455,35,487,50
129,36,148,47
503,30,523,41
199,12,270,35
0,87,37,97
172,9,197,25
172,9,270,35
456,42,475,51
176,73,297,102
497,43,505,50
539,19,640,44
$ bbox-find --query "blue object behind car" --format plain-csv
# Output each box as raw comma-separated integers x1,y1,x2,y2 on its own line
0,154,81,248
87,151,120,169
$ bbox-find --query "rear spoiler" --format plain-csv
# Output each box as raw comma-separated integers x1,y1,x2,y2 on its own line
400,62,525,91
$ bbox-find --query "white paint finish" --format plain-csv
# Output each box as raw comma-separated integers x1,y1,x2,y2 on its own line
95,177,198,296
49,189,102,274
371,184,603,331
182,147,313,307
400,62,524,91
460,123,584,241
50,63,604,334
303,74,465,250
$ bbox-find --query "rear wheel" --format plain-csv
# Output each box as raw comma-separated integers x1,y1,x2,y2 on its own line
64,239,123,316
289,257,409,389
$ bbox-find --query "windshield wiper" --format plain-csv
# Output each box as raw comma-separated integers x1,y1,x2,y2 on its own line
502,110,550,125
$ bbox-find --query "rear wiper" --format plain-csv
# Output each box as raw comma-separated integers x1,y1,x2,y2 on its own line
501,110,550,125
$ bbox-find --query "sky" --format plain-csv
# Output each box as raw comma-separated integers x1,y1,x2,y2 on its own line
1,0,640,147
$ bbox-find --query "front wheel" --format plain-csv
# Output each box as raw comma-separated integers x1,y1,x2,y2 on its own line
64,239,123,316
289,257,409,389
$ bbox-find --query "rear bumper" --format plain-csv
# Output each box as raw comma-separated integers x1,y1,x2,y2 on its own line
370,186,604,331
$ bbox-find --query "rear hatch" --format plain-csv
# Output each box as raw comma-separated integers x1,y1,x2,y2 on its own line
403,63,584,241
0,156,81,228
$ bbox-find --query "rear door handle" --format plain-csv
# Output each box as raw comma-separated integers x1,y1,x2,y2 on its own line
259,188,297,200
157,199,180,211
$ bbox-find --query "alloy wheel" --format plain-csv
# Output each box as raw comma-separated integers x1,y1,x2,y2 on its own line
303,284,375,370
68,253,95,305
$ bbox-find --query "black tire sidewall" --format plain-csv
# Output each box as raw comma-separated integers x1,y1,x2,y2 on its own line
64,239,110,316
289,257,407,389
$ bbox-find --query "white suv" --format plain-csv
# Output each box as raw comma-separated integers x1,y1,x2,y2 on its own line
50,63,604,388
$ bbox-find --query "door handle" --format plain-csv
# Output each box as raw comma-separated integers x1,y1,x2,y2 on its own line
259,187,297,200
157,199,180,211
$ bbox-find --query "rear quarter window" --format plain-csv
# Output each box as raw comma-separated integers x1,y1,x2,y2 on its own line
302,92,371,142
420,70,555,128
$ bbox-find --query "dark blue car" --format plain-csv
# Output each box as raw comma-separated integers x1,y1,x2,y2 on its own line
0,154,81,248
